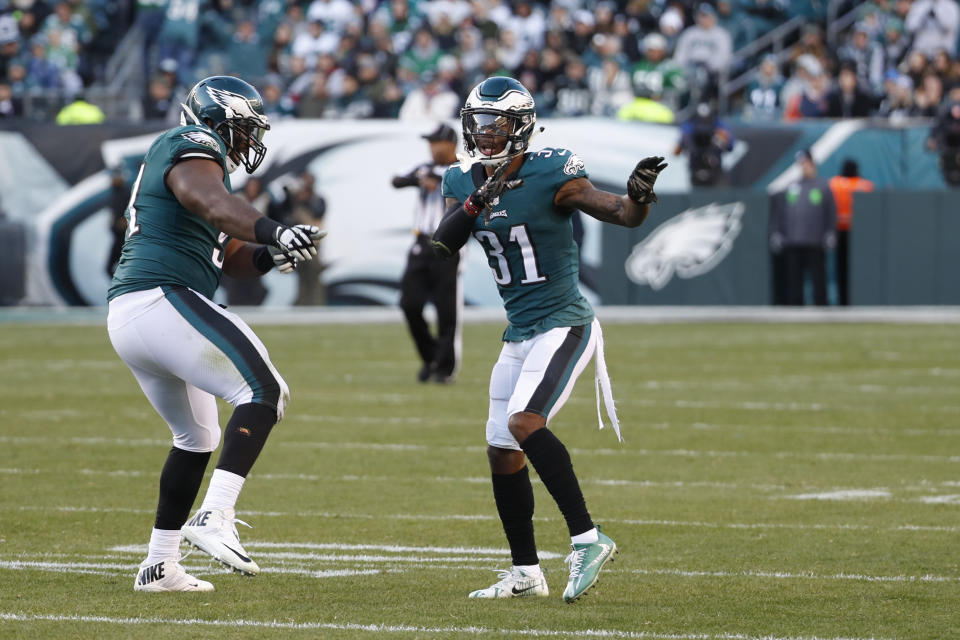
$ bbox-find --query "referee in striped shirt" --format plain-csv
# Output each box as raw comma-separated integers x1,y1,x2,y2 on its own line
392,123,463,383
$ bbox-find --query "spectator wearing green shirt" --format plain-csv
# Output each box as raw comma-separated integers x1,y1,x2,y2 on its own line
631,32,686,111
399,26,441,77
226,19,268,81
157,0,202,81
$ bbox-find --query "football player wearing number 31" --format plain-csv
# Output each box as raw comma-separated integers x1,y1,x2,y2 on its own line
107,76,325,592
434,77,667,603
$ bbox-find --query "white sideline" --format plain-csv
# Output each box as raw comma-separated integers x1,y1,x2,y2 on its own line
0,612,895,640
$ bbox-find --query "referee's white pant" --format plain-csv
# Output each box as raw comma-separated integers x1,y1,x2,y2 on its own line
108,286,289,453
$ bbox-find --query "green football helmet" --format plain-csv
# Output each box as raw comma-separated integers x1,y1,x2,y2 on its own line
180,75,271,174
460,76,537,165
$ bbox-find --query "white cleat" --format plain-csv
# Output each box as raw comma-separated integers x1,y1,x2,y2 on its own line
181,508,260,575
468,566,549,599
134,557,214,592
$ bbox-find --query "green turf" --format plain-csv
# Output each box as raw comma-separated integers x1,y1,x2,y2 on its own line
1,321,959,639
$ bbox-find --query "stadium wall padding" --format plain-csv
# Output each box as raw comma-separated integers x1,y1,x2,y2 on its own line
0,118,955,306
851,191,960,305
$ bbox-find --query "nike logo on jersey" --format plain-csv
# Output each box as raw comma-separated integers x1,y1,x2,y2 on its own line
511,583,540,595
137,561,165,585
223,544,252,563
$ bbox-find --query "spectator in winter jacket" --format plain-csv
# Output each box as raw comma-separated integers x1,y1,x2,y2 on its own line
769,149,837,306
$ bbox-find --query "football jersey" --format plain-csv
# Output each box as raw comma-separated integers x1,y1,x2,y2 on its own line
442,147,594,342
108,124,231,301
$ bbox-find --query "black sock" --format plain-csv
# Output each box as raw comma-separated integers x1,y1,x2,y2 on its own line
215,402,277,478
520,428,594,537
492,466,539,566
155,447,211,530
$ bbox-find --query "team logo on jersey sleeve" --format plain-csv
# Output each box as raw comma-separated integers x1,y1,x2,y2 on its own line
625,202,744,290
180,131,220,152
563,154,585,176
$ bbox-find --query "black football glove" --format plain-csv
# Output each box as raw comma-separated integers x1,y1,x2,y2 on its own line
627,156,668,204
464,161,524,221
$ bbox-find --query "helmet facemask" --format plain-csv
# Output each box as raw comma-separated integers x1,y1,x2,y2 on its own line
217,118,269,174
461,109,535,165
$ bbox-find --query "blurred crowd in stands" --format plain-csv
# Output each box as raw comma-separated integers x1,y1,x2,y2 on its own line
1,0,960,123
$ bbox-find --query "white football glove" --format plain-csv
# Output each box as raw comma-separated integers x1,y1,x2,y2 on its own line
294,224,327,245
268,226,326,273
273,224,319,261
266,246,298,273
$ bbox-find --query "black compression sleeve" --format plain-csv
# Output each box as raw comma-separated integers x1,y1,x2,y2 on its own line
253,245,274,273
432,203,476,259
254,217,283,245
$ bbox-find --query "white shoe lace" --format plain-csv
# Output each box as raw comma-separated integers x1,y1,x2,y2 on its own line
565,548,586,579
488,568,514,589
229,517,252,537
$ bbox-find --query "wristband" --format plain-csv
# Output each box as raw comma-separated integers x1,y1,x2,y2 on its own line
254,217,283,245
463,195,483,217
252,245,274,273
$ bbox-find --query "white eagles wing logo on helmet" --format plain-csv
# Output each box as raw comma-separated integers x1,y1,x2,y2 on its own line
625,202,745,290
205,85,264,124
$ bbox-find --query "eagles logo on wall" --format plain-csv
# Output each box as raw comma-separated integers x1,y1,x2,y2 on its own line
625,201,744,290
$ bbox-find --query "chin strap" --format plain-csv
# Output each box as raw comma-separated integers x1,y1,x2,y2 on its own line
593,321,622,442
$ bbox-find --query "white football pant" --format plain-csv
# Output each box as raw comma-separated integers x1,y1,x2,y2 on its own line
108,286,289,453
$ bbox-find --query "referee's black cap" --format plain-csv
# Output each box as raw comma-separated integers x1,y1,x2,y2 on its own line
422,123,458,143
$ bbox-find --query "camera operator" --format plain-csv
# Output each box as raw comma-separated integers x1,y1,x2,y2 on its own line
274,172,327,304
927,85,960,186
675,101,734,187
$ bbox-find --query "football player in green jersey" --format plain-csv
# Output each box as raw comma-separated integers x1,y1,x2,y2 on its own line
434,76,667,603
108,76,325,592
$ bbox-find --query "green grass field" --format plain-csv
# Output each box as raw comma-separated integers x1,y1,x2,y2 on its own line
1,319,959,639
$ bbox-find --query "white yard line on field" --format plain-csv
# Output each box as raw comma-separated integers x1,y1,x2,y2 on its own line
782,490,893,501
6,549,960,591
632,568,960,584
5,435,960,465
7,467,960,499
10,504,960,532
0,467,790,492
0,611,897,640
620,397,960,414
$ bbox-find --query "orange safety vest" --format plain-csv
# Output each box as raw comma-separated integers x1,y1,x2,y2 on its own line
828,175,874,231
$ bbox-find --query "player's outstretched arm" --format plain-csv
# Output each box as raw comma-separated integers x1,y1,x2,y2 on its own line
168,158,320,262
555,156,668,228
432,197,475,259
